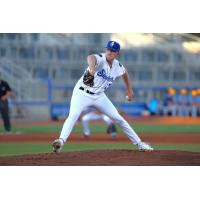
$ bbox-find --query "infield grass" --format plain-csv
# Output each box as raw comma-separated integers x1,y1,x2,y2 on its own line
1,124,200,134
1,122,200,157
0,143,200,157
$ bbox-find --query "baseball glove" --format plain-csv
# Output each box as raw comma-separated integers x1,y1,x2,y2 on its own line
106,123,117,134
83,70,94,87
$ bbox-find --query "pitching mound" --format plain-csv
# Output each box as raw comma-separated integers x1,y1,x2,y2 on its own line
0,150,200,166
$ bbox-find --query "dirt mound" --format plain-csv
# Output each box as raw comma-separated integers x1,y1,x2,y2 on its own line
0,150,200,166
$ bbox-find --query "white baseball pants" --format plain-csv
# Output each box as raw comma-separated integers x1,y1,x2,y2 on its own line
59,88,141,144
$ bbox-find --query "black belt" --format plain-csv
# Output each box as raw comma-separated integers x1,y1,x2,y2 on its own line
79,87,95,95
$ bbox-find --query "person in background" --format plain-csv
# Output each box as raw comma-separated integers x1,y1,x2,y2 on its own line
81,106,117,139
188,89,198,117
163,87,177,116
196,88,200,116
176,88,190,116
0,72,12,134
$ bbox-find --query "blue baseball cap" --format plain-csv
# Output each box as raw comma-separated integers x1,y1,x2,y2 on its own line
106,41,120,52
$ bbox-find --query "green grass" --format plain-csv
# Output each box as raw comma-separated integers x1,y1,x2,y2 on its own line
0,143,200,157
1,124,200,134
0,123,200,157
131,124,200,133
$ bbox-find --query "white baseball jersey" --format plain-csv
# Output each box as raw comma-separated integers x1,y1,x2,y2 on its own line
59,52,142,146
75,53,126,95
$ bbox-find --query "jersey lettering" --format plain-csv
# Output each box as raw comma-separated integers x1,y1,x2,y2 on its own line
97,69,114,81
76,53,125,95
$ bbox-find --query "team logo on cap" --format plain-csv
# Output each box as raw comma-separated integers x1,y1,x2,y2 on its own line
110,41,115,47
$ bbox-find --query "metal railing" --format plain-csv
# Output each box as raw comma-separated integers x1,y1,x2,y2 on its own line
0,58,49,101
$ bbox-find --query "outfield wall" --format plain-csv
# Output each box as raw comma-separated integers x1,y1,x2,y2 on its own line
8,79,200,120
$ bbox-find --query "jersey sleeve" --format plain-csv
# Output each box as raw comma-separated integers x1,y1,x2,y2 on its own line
94,54,103,70
116,62,126,77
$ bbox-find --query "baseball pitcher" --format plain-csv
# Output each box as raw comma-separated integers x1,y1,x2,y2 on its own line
52,41,153,153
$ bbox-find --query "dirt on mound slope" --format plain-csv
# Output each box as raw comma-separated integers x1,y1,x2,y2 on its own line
0,150,200,166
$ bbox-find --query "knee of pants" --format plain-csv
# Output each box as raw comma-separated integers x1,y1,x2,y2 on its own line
82,115,90,122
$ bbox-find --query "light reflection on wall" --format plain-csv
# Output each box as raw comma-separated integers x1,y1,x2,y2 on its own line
111,33,157,49
111,33,200,54
182,42,200,53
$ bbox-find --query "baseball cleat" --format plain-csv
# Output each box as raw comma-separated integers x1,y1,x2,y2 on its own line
106,123,117,135
83,134,90,139
52,138,64,153
137,142,154,152
111,132,117,139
